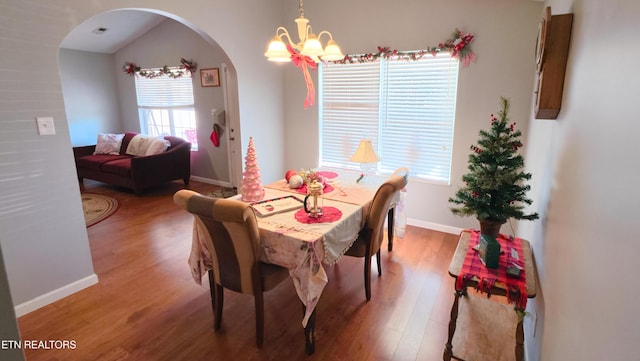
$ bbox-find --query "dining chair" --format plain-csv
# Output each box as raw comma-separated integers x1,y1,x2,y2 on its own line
173,189,290,348
387,167,409,251
345,173,409,300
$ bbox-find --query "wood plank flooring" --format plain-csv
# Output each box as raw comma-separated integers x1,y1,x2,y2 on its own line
17,179,465,361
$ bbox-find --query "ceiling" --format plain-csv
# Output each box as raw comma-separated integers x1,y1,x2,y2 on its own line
60,10,167,54
60,2,546,54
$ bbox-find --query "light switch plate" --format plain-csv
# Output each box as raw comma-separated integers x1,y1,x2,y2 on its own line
36,117,56,135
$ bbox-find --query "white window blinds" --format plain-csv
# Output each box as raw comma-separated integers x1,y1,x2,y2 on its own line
320,61,381,167
134,71,194,108
319,53,459,184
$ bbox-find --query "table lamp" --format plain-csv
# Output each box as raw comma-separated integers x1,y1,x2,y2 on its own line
350,139,380,180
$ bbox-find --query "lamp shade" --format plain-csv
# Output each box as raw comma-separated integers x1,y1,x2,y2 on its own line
350,140,380,163
265,36,292,62
301,34,324,57
321,39,345,61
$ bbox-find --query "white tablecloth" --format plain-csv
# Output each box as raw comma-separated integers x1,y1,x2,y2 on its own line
189,185,375,327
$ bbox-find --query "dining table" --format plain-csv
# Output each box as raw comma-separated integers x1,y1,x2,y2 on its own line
187,168,392,354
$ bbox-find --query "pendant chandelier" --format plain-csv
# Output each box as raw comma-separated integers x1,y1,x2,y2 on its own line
264,0,344,62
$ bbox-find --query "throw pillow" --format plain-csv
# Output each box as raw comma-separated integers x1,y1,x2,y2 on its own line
145,138,171,156
125,134,158,156
126,135,171,156
94,133,124,155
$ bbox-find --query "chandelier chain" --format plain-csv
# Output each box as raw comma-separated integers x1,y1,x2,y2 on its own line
299,0,304,17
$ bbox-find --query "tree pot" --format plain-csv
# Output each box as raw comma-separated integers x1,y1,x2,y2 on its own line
478,219,505,238
477,219,505,269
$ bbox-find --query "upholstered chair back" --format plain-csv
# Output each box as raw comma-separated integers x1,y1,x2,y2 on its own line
174,189,290,348
174,190,261,295
365,174,409,255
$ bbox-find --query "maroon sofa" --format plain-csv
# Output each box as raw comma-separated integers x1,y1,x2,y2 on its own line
73,132,191,194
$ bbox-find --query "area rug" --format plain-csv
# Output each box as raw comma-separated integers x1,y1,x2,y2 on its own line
82,193,118,227
205,187,237,199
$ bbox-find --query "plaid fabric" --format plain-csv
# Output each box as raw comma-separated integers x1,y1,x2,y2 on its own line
455,229,528,310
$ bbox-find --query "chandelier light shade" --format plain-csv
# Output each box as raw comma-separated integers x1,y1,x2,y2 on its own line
321,39,345,61
264,0,344,63
265,36,292,62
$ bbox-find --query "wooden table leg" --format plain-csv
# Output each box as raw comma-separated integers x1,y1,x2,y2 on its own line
515,316,524,361
443,288,465,361
303,304,316,355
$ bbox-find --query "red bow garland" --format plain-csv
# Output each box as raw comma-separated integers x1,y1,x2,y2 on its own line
287,44,317,109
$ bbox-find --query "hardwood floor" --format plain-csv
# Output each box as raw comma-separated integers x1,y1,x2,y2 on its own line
17,179,463,361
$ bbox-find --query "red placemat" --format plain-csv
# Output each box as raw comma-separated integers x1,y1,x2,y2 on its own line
455,230,528,309
295,183,335,195
317,171,338,179
294,206,342,224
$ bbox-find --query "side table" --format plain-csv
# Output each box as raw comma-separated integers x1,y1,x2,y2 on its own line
443,230,537,361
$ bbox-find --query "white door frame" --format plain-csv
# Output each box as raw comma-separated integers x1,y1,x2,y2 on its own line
221,63,242,189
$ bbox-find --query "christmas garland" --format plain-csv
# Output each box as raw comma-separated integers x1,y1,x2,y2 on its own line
333,29,476,67
122,58,197,78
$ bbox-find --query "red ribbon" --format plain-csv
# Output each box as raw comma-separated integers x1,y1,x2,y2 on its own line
287,44,317,109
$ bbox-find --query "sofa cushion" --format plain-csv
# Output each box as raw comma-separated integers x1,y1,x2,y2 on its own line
76,154,130,171
94,133,124,155
120,132,139,155
101,158,132,177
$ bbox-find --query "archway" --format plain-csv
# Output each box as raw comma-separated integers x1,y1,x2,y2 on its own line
59,9,241,188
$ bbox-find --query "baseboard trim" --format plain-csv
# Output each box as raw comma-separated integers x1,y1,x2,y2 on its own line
14,274,99,317
189,176,233,189
407,218,463,235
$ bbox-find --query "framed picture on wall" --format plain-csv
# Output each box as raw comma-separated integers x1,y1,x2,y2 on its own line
200,68,220,87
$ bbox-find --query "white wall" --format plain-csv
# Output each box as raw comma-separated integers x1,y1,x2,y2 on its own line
283,0,543,233
59,49,122,146
0,0,285,313
0,2,99,313
519,0,640,360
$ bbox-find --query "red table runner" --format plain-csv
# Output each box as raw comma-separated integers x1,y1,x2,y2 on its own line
455,230,528,309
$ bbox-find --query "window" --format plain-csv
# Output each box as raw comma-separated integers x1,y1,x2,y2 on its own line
319,53,459,184
134,70,198,150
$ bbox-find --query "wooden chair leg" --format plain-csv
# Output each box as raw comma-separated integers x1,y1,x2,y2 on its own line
214,284,224,330
387,208,394,251
303,303,316,355
207,269,216,315
376,250,382,276
255,292,264,348
364,255,372,301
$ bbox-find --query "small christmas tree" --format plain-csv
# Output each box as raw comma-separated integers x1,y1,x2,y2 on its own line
241,137,265,202
449,97,538,224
